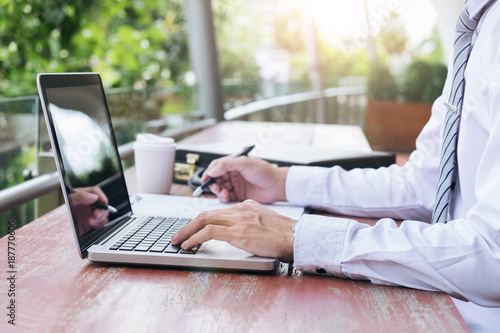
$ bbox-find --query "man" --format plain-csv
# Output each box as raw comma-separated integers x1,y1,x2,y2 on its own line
172,0,500,331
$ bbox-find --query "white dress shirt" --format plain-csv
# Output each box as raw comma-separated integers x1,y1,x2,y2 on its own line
287,2,500,331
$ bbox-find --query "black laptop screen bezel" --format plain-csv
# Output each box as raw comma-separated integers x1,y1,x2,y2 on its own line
37,73,133,258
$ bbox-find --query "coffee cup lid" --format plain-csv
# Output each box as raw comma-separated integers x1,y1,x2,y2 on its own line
133,133,175,150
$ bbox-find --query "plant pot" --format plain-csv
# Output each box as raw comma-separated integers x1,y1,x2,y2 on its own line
364,100,432,152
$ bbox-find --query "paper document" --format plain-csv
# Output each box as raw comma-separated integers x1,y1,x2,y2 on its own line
131,193,304,220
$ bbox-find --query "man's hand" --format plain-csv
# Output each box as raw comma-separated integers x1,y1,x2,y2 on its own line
171,200,295,263
69,186,109,235
201,156,289,204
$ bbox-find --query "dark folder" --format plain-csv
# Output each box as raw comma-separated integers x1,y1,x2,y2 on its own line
173,143,395,185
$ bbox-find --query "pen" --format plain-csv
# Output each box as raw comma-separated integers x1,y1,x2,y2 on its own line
91,200,118,213
67,186,118,213
192,144,255,197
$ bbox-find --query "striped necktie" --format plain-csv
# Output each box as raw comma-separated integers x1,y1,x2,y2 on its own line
431,1,492,224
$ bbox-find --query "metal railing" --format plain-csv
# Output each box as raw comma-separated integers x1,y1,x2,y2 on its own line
224,85,366,126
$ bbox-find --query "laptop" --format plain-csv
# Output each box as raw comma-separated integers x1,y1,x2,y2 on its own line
37,72,303,271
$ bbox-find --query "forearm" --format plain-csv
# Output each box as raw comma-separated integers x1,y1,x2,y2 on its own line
286,164,434,221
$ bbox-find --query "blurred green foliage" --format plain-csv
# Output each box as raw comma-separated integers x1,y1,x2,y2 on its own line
0,0,190,98
0,145,35,192
214,0,260,83
319,40,369,85
367,59,447,103
401,60,447,103
366,10,446,103
375,11,408,57
274,8,304,54
0,0,263,99
273,7,369,85
366,60,399,101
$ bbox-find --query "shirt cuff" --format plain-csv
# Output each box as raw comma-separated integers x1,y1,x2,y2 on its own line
286,166,330,207
293,214,354,277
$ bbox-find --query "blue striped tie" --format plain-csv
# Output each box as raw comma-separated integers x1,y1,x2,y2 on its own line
431,2,490,224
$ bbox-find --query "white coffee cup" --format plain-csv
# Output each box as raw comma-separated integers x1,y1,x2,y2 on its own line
133,134,176,194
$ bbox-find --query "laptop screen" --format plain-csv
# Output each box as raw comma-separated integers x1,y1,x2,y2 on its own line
38,74,132,255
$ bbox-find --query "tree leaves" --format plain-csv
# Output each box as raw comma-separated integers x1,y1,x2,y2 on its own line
0,0,189,97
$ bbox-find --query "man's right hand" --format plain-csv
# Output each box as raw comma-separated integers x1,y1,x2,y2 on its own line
69,186,109,236
200,156,289,204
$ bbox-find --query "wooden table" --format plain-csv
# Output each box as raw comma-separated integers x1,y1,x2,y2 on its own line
0,123,469,332
179,121,374,152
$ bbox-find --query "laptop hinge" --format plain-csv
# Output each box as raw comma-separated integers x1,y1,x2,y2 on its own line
98,216,136,245
81,213,134,256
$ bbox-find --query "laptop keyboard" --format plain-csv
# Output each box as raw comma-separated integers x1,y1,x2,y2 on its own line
109,216,199,254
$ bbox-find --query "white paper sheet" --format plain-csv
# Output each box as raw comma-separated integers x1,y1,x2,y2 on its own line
131,193,304,220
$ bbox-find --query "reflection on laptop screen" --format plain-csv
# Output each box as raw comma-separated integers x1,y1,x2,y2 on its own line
44,83,131,247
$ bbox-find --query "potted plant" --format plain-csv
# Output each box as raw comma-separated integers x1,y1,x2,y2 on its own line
364,59,447,152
